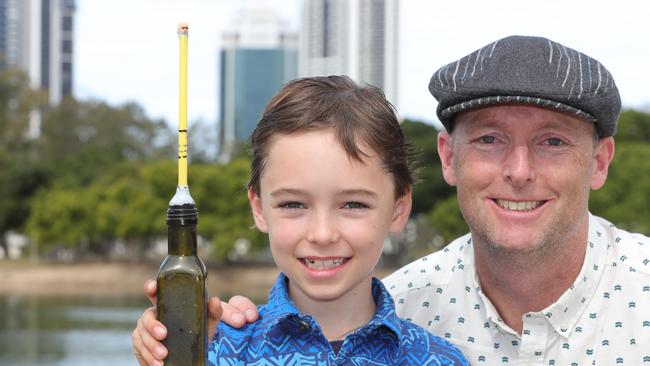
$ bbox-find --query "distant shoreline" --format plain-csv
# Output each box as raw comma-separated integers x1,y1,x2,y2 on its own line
0,261,279,300
0,261,395,300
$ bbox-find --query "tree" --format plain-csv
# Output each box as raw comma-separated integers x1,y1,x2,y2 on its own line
401,119,455,215
189,158,265,261
428,195,468,243
615,109,650,143
590,142,650,234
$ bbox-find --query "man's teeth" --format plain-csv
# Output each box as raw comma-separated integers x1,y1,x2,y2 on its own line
496,199,542,211
303,258,345,270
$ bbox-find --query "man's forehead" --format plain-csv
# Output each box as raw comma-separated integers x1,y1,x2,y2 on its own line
454,104,597,133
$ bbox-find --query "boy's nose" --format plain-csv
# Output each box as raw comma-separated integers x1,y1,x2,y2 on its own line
306,212,340,245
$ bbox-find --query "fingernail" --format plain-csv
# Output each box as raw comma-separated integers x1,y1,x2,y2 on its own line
232,312,244,324
153,360,163,366
155,345,167,358
154,326,166,338
245,309,256,320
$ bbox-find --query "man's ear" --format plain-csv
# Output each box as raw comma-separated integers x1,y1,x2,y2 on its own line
591,136,615,190
248,188,268,233
389,189,413,234
437,131,457,186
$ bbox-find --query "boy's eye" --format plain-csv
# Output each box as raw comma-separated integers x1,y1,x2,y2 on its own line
343,201,368,209
280,202,305,209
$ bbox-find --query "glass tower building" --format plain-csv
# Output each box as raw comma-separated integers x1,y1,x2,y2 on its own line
0,0,75,137
299,0,398,106
218,5,297,162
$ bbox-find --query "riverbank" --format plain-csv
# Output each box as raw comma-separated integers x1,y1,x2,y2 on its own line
0,261,279,300
0,261,395,300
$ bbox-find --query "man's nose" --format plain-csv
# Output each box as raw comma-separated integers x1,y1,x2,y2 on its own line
306,211,340,245
502,145,535,187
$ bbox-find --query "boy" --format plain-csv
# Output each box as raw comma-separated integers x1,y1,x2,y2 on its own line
133,76,468,365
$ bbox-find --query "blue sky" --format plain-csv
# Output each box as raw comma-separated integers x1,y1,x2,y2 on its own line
74,0,650,129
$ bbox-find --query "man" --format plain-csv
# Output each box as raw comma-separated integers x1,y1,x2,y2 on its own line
133,35,650,365
382,35,650,365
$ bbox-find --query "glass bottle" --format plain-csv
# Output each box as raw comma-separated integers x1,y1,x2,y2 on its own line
157,203,207,366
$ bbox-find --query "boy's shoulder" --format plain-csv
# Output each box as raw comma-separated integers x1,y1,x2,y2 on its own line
393,316,468,365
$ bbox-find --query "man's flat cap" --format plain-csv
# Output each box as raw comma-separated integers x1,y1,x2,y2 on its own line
429,35,621,136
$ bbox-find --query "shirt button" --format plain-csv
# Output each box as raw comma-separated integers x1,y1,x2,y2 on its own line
299,321,311,331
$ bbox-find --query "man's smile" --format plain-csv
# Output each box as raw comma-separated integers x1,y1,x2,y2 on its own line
493,199,545,211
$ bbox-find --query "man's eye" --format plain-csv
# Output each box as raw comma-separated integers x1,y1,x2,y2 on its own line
546,137,564,146
479,135,496,144
343,201,368,209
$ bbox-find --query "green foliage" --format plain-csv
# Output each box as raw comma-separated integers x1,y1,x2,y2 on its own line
428,195,468,243
615,109,650,143
590,142,650,234
401,119,455,215
3,62,649,262
189,159,265,261
0,68,47,153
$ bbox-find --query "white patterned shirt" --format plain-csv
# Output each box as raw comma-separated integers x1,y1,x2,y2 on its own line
383,214,650,365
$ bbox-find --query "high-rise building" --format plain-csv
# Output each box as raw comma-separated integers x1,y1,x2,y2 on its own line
299,0,398,105
0,0,75,137
218,4,298,163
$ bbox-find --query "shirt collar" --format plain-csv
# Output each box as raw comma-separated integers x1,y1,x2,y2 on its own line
261,273,404,346
259,273,304,336
467,214,608,338
542,213,608,337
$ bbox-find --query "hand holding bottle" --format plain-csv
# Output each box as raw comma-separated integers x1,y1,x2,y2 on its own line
132,280,259,366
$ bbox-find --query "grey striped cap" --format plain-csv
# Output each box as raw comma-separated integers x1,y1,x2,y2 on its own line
429,35,621,136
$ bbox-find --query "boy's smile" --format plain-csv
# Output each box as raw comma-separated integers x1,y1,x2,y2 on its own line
248,129,411,314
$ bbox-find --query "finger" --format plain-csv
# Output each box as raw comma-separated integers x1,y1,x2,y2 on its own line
133,317,164,366
139,315,168,361
220,295,258,328
207,297,223,342
144,280,157,306
220,301,245,328
229,295,259,322
142,307,167,341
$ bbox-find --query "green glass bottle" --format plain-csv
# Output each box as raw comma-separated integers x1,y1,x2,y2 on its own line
157,199,207,366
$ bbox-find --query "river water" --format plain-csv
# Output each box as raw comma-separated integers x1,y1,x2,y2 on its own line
0,295,149,366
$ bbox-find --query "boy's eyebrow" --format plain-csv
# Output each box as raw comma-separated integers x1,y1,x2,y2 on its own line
269,188,379,198
269,188,308,197
338,189,379,198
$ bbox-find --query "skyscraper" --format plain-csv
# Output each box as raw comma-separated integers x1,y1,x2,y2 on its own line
0,0,75,137
218,4,297,163
299,0,398,105
0,0,75,103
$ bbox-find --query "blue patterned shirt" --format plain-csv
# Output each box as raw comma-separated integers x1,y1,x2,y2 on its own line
208,273,468,365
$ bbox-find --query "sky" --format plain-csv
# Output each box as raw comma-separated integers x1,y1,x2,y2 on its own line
75,0,650,129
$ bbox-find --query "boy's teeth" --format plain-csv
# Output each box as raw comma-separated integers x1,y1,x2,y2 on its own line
496,199,542,211
304,258,345,270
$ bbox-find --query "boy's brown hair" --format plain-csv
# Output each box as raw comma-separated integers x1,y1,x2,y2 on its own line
248,75,415,199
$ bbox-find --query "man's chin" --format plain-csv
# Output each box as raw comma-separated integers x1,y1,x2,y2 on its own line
479,229,548,256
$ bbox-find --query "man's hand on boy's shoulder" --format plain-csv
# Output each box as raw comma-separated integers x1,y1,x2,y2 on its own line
221,295,260,327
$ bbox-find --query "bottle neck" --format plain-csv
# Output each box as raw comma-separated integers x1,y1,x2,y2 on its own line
167,204,199,256
167,224,197,255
